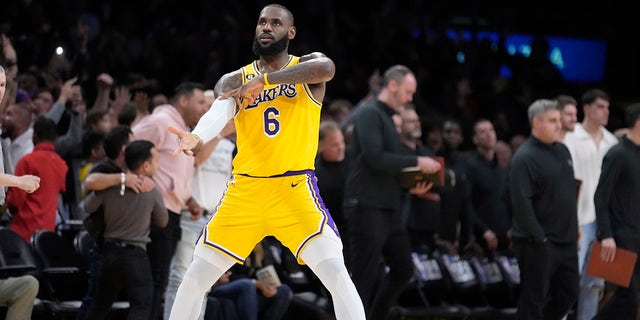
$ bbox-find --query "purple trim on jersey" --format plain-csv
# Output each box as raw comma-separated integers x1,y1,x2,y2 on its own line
302,83,322,106
237,169,314,179
282,169,314,177
295,172,340,259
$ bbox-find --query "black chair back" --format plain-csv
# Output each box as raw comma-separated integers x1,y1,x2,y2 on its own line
30,230,87,302
0,227,39,278
0,228,51,318
73,231,95,272
394,251,470,319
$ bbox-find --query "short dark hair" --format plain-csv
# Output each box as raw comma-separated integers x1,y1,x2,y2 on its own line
34,87,52,96
32,116,57,144
172,82,205,102
117,103,137,127
581,88,609,106
625,103,640,128
125,140,155,171
422,117,443,134
82,131,105,158
264,4,294,25
103,125,132,160
472,118,492,136
85,108,109,130
555,94,577,110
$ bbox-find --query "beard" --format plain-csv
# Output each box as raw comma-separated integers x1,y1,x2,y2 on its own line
0,124,12,139
252,36,289,57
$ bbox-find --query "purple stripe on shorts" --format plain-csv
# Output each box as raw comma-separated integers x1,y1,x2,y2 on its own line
308,171,340,237
295,172,342,258
201,228,244,262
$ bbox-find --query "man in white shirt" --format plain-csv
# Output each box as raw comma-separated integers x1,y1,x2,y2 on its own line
562,88,618,320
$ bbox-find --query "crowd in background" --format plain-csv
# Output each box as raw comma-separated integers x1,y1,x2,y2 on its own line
0,0,632,150
0,1,638,319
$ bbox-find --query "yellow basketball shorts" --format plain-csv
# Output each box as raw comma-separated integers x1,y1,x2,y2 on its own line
196,170,340,265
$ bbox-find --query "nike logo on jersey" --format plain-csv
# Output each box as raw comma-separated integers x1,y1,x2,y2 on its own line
291,179,304,187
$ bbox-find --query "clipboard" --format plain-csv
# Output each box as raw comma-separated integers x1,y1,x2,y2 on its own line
585,241,637,288
399,157,445,189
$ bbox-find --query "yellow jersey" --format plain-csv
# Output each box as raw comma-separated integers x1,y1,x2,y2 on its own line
232,55,322,177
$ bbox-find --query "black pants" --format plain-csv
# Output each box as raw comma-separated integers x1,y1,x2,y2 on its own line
594,235,640,320
514,239,579,320
147,210,182,320
345,205,413,320
86,242,153,320
77,240,103,320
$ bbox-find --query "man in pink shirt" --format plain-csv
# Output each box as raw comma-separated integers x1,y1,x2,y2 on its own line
132,81,209,319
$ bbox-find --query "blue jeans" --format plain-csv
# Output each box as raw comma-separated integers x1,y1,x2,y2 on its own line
577,222,604,320
211,278,292,320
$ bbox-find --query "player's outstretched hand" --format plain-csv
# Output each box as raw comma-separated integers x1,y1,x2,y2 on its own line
168,125,201,156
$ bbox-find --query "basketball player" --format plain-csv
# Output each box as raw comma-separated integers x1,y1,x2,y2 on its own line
167,4,365,319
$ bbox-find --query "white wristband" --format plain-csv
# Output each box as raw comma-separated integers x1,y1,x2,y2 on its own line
120,172,126,196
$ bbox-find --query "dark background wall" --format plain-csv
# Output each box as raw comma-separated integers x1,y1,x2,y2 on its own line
1,0,637,114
